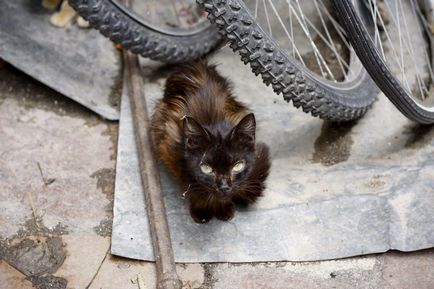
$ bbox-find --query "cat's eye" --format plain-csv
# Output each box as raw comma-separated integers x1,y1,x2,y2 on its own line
232,160,245,173
200,163,213,175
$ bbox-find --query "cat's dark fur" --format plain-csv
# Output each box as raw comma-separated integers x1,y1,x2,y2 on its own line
151,61,271,223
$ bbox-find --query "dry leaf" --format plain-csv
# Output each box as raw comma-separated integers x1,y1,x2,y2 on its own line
50,0,77,28
77,16,90,28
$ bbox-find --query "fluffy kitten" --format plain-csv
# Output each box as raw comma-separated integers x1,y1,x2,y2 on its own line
151,61,270,223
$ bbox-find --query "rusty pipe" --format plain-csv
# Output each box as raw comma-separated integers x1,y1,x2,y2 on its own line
122,50,182,289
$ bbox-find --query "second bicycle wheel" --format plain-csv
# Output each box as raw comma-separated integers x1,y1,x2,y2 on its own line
68,0,223,63
332,0,434,124
199,0,379,121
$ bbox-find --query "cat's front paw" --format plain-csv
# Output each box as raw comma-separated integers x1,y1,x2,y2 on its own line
214,203,235,221
190,205,213,224
232,195,252,207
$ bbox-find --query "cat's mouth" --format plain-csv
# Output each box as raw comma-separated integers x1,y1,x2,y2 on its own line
214,188,233,199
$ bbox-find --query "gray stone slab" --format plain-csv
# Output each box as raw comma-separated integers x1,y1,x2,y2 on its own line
0,0,121,120
111,47,434,262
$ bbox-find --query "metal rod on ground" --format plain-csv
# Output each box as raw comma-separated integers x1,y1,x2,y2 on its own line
122,51,182,289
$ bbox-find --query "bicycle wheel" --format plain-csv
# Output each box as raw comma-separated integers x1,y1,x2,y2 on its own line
199,0,379,121
332,0,434,124
68,0,222,63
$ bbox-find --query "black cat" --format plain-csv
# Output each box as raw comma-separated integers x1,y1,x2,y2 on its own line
151,61,271,223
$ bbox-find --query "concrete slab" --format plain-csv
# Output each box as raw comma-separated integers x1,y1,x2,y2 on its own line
209,257,383,289
0,66,114,237
87,256,204,289
87,256,157,289
206,251,434,289
55,234,110,289
0,63,116,289
382,250,434,289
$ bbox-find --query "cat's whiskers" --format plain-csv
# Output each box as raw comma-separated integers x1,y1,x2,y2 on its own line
181,184,191,199
205,191,217,207
234,184,263,200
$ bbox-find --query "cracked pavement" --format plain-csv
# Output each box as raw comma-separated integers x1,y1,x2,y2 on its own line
1,60,434,289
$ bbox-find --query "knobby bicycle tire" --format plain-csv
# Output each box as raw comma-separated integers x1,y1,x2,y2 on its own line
68,0,223,63
331,0,434,124
198,0,379,121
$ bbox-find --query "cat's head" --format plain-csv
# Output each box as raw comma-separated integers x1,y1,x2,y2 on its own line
182,113,257,199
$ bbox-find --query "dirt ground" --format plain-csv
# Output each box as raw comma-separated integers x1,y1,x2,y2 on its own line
1,62,434,289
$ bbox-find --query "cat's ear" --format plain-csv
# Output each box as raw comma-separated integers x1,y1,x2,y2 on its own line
229,113,256,147
183,116,210,150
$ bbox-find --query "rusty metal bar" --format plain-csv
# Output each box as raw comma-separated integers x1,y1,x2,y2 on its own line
122,50,182,289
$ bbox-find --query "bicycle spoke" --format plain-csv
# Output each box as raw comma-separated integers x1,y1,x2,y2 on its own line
410,0,434,85
367,0,386,59
263,0,272,37
370,0,412,92
400,0,429,98
313,0,347,76
317,0,350,48
291,0,336,80
395,0,407,92
288,1,295,59
267,0,306,65
301,16,350,71
255,0,258,18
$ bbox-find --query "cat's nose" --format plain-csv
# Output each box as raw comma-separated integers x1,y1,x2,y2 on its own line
218,179,231,195
219,185,231,195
